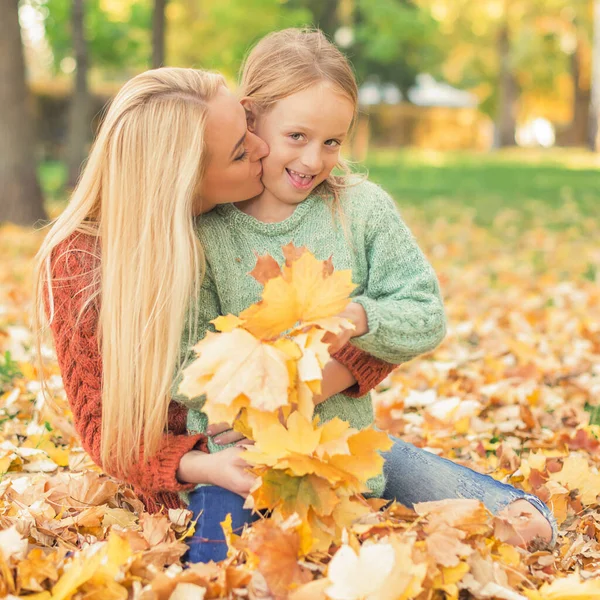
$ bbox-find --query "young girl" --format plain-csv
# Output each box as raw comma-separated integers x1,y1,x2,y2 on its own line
179,28,556,562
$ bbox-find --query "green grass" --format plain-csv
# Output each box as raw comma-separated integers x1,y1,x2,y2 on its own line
40,148,600,227
364,148,599,227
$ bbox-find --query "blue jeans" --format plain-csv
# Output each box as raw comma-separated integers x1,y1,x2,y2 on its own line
183,486,258,563
184,435,557,563
381,437,557,545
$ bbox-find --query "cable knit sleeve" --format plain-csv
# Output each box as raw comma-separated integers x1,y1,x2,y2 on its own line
351,187,447,364
331,343,396,398
47,233,208,495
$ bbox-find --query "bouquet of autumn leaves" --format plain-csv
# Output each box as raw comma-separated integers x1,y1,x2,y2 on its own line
178,244,392,553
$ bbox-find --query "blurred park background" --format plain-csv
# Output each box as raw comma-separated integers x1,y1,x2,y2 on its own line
1,0,599,226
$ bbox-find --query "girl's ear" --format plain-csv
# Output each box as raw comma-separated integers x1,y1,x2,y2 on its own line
240,97,258,132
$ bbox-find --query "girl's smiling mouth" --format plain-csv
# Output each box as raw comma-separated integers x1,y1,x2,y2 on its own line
286,168,316,190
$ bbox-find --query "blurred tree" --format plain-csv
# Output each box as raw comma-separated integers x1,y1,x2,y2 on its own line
414,0,518,144
351,0,442,96
288,0,442,95
40,0,152,76
0,0,46,225
165,0,311,79
495,0,517,146
152,0,166,68
288,0,339,34
66,0,90,187
591,0,600,150
416,0,592,146
568,13,591,145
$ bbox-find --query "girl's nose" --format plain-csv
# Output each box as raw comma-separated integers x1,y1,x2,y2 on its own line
301,146,323,173
248,131,269,161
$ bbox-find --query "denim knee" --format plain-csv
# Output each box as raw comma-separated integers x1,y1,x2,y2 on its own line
184,485,255,564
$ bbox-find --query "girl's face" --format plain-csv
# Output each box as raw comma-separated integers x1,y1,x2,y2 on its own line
246,82,354,207
195,87,270,215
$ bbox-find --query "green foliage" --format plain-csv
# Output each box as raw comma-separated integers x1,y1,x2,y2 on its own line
288,0,443,91
39,161,67,200
415,0,592,118
351,0,442,93
166,0,312,78
33,0,152,74
0,352,22,394
585,403,600,427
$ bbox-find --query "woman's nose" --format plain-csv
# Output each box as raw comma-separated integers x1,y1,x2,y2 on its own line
248,132,269,161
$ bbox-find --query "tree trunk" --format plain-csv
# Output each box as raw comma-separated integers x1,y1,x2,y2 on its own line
590,0,600,151
0,0,46,226
567,32,591,146
495,17,518,147
66,0,91,188
152,0,166,68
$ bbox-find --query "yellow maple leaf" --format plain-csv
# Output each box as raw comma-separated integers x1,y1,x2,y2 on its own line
325,541,397,600
179,328,291,423
377,536,428,600
244,518,312,596
240,247,356,340
51,532,131,600
21,434,70,467
246,470,340,521
244,411,321,460
17,548,59,593
211,314,245,332
525,571,600,599
244,412,389,494
329,427,393,482
549,454,600,505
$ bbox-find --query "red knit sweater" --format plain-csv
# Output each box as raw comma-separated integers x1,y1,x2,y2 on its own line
48,231,395,513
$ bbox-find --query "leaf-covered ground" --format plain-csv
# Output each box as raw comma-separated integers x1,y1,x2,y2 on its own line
1,195,599,598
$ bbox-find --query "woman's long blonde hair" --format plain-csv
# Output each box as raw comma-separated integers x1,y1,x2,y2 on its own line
33,67,225,478
240,28,360,204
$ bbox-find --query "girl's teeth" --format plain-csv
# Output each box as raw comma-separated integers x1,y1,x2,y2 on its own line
288,169,313,186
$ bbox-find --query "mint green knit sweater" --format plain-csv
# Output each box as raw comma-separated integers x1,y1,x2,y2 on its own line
173,180,446,499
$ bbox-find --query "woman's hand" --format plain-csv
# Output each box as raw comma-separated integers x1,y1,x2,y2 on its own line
177,445,257,497
206,446,257,497
323,302,369,354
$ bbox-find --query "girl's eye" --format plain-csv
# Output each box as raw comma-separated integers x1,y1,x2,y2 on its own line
235,150,249,162
289,133,304,141
325,139,341,147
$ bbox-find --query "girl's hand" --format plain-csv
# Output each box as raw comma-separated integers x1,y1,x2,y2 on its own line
323,302,369,354
177,446,257,497
207,422,247,445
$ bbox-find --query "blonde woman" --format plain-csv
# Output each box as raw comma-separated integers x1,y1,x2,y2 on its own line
34,67,398,563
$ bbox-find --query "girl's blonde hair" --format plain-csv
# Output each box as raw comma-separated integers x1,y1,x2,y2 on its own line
33,67,225,478
240,28,360,205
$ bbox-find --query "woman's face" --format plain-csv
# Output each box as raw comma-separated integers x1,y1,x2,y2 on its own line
194,87,269,215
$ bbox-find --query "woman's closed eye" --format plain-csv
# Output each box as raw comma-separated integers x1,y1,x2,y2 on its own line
234,150,249,161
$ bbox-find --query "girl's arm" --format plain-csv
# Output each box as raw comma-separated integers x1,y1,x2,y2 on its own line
47,235,208,495
350,188,447,364
323,344,396,400
173,262,398,408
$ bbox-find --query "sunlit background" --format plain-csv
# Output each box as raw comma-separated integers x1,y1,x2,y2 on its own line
1,0,599,225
